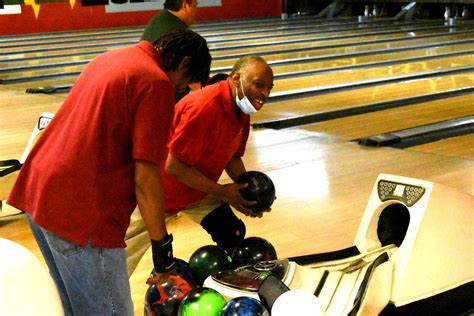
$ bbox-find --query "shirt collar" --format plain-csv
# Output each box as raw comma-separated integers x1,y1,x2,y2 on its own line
220,79,236,114
219,79,249,121
137,40,165,69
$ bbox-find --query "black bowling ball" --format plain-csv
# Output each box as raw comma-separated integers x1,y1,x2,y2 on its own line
237,171,275,214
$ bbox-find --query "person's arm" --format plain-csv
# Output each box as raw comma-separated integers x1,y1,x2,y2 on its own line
165,153,254,212
134,159,172,284
225,157,246,182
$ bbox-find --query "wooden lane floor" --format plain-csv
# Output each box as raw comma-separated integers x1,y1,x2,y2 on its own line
2,35,472,95
6,39,472,76
2,21,471,64
209,29,474,59
207,23,473,49
0,20,462,64
5,37,472,79
269,54,473,93
0,18,441,47
2,31,472,88
0,15,346,44
0,25,470,71
3,45,472,93
1,21,465,72
252,73,474,123
0,18,372,54
1,56,472,163
211,33,474,67
1,128,473,316
290,94,474,149
0,19,404,47
4,71,471,164
0,87,63,160
0,20,458,53
265,43,474,76
408,134,474,160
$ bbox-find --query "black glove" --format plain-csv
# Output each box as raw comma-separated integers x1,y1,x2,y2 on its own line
150,234,175,273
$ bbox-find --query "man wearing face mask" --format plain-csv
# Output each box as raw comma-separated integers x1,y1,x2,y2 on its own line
163,55,273,261
140,56,274,285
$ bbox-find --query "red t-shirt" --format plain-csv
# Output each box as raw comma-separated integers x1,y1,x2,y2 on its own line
7,41,174,248
164,80,250,213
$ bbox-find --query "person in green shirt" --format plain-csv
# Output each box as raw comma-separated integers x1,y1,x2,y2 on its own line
141,0,198,44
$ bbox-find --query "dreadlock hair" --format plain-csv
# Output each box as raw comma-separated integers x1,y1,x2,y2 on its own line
164,0,187,11
154,29,211,86
230,55,268,76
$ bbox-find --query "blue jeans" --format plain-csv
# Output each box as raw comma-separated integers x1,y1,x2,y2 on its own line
27,215,134,316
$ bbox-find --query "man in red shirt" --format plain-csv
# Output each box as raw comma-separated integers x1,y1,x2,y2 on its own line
7,29,210,316
137,55,274,284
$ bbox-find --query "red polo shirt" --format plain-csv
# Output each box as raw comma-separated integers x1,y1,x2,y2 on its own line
164,79,250,213
8,41,174,248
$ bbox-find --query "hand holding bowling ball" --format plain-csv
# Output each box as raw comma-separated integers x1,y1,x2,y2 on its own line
237,171,276,216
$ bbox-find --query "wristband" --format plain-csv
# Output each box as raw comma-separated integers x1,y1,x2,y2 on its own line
151,234,175,273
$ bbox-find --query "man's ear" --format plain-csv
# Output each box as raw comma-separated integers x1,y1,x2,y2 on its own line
230,72,240,87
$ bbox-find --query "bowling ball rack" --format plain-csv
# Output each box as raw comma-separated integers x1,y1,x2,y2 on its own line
204,244,397,315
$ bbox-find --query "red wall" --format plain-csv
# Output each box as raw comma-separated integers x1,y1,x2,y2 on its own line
0,0,281,35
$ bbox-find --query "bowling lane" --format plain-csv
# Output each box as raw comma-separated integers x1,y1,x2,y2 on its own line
0,26,142,43
4,48,472,91
0,18,438,45
4,33,472,82
207,24,472,49
0,39,474,95
290,94,473,140
2,20,428,49
210,30,474,58
210,33,474,68
1,45,120,62
408,134,474,160
199,21,447,43
0,37,136,55
3,25,472,64
0,20,456,65
269,54,473,93
2,17,361,53
3,30,472,85
252,73,474,123
267,44,474,76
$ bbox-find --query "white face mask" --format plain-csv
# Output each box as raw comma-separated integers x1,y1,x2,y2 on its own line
235,77,257,115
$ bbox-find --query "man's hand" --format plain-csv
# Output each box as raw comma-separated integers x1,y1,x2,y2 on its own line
237,195,276,218
218,182,257,213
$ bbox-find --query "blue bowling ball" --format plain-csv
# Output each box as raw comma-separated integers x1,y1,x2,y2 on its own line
221,296,269,316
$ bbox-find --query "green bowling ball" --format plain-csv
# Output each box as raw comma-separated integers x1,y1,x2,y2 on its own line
177,287,226,316
188,245,233,286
